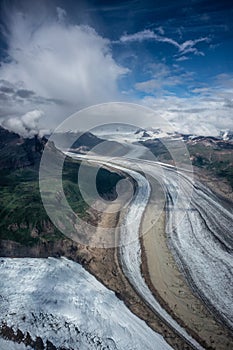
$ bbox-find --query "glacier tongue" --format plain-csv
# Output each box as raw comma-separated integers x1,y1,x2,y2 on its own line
0,257,172,350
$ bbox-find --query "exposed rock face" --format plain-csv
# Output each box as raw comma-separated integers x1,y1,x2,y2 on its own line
142,131,150,138
0,323,58,350
187,135,233,149
134,128,144,135
0,126,20,148
0,239,81,261
0,126,47,170
220,130,233,141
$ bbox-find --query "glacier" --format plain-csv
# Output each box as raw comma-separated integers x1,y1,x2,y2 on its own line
0,257,172,350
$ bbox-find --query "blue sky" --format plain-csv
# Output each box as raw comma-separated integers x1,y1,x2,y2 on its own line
0,0,232,135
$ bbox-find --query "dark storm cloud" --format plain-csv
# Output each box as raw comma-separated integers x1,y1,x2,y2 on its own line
15,89,35,98
0,92,11,102
0,78,64,107
0,80,35,99
0,85,14,94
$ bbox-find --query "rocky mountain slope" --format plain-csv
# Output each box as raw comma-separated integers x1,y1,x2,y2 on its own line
0,126,122,251
137,130,233,190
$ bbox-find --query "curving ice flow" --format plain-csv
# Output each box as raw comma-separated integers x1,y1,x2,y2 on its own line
114,158,233,331
117,165,205,350
115,158,233,331
0,257,172,350
164,170,233,330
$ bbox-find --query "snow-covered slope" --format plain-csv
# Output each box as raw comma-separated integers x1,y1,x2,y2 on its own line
0,338,33,350
0,257,172,350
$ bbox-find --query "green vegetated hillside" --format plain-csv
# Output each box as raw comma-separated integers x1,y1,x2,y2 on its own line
0,127,123,247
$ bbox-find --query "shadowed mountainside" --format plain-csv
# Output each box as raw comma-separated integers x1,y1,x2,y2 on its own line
0,126,123,249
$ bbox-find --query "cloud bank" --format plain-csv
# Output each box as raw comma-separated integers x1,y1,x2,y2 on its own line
141,90,233,136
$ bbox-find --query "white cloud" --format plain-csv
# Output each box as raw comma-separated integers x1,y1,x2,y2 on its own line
56,7,67,22
119,29,209,57
134,62,182,93
156,26,165,35
215,74,233,89
120,30,180,48
3,110,44,136
135,79,162,92
176,55,189,62
132,63,233,136
191,87,211,94
135,77,180,93
0,9,128,132
141,91,233,136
